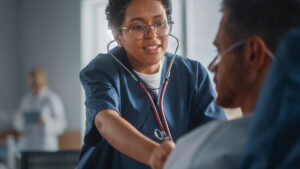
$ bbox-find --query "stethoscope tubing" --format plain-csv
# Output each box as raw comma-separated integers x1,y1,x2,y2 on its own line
159,80,172,140
107,34,179,141
138,82,165,134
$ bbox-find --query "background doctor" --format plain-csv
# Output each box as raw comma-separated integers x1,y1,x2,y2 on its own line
13,67,67,151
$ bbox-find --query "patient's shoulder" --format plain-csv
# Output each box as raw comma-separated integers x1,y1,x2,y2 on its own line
180,116,251,144
165,116,252,169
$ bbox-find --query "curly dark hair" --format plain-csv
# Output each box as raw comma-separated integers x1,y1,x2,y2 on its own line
105,0,172,31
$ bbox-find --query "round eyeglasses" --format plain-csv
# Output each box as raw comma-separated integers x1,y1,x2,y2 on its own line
120,21,173,40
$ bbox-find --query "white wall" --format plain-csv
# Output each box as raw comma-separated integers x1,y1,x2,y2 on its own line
186,0,222,67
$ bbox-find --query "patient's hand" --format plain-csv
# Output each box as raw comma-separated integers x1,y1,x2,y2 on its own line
149,140,175,169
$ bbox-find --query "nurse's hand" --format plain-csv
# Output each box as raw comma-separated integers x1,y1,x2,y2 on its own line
149,140,175,169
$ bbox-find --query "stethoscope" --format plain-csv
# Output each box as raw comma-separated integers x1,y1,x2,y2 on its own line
107,34,179,141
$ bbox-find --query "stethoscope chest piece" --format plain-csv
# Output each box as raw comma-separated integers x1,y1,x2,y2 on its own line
154,129,169,141
154,129,164,141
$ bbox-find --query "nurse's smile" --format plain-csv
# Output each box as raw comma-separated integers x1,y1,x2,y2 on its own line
143,44,162,54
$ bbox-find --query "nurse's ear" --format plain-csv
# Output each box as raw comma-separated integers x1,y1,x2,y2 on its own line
112,30,123,48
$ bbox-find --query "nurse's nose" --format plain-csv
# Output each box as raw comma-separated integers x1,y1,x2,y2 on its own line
145,25,157,39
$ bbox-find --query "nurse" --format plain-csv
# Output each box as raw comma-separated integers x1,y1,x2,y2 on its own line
77,0,225,169
13,67,67,151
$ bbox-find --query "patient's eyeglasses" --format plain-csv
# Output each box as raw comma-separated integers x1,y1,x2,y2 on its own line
208,39,275,71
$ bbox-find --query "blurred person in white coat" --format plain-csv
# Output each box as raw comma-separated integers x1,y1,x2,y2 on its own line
13,67,67,151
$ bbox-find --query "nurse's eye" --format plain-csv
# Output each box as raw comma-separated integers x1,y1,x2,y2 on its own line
130,24,147,31
155,21,166,28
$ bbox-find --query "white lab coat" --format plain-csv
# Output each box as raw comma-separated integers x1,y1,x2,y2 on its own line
13,88,67,151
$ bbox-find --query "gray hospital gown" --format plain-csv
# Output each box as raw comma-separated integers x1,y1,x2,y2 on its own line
164,115,252,169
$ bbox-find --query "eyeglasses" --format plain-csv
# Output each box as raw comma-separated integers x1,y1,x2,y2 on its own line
208,39,275,71
120,21,173,40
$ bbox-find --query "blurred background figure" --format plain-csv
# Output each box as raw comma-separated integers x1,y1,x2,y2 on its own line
13,67,67,151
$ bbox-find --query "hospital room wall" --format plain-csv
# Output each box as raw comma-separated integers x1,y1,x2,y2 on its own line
0,0,82,130
0,0,20,116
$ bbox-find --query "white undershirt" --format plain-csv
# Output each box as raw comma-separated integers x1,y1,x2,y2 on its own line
134,58,164,96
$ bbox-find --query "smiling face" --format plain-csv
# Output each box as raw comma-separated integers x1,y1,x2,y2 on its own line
117,0,169,74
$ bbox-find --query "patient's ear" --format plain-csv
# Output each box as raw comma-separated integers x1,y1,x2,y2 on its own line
245,36,269,72
112,30,123,48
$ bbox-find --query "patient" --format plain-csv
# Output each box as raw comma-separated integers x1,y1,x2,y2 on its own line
163,0,300,168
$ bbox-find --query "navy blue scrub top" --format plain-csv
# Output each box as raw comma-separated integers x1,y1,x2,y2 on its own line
76,47,226,169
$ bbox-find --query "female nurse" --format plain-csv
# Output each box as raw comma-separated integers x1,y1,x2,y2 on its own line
76,0,226,169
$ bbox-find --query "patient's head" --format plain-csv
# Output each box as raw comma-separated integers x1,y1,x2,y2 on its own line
28,67,48,94
209,0,300,113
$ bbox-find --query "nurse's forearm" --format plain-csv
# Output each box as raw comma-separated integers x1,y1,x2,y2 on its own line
94,109,159,165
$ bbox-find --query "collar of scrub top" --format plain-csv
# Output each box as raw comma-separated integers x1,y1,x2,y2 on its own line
107,34,179,141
